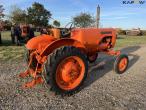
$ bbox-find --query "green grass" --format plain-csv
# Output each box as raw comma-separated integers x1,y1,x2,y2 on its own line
115,35,146,49
0,31,146,61
0,31,39,61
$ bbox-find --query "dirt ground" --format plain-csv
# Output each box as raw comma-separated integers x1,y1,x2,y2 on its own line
0,45,146,110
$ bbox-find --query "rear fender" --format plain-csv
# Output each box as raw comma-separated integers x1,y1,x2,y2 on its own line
26,34,56,51
40,38,86,57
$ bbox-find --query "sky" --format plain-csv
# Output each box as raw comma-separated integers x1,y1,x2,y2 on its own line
0,0,146,29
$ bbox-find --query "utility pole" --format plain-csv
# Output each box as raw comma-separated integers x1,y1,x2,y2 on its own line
0,21,2,44
96,5,100,28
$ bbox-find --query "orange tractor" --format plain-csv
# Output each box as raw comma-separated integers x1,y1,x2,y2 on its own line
19,23,129,95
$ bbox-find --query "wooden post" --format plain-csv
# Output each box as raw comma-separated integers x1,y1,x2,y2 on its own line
0,22,2,44
96,5,100,28
0,31,1,44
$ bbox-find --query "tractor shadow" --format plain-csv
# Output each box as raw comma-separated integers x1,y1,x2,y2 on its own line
84,46,140,89
0,40,25,46
0,38,21,46
0,42,16,46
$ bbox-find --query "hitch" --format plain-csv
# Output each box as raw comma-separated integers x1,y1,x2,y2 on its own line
19,51,45,88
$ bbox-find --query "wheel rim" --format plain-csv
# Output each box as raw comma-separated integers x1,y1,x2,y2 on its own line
119,58,128,72
56,56,85,90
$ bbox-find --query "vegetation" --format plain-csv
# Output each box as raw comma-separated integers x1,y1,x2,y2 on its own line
27,2,52,27
115,35,146,49
3,20,12,30
0,5,4,19
0,31,146,61
9,2,52,27
0,31,39,61
53,20,60,27
142,30,146,35
10,6,27,24
73,12,95,28
117,29,126,35
0,5,4,44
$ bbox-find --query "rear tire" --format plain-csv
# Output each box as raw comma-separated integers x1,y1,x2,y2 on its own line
43,46,88,95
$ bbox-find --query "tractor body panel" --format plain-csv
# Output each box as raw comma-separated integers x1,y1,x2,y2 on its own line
50,28,60,39
71,28,117,55
26,28,117,57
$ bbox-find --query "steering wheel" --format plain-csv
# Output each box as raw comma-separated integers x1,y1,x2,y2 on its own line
61,22,75,37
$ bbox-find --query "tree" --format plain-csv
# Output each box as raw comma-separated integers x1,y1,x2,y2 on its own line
3,20,12,30
0,5,4,44
10,6,27,24
53,20,60,27
0,5,4,19
27,2,52,27
73,12,95,28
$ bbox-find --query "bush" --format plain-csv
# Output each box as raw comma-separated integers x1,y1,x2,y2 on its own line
141,30,146,35
3,25,11,31
117,30,126,35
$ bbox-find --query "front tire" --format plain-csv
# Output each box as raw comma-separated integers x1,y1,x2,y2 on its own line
114,54,129,74
43,46,88,95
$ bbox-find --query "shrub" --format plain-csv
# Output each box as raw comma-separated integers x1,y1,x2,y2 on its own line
141,30,146,35
117,30,126,35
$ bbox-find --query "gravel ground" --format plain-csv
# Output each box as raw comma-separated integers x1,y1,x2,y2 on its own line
0,45,146,110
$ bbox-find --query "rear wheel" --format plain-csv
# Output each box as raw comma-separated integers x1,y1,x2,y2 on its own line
114,54,129,74
43,46,88,95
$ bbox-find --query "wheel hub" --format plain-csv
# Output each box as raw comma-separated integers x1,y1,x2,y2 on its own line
56,56,85,90
119,58,128,71
61,61,80,82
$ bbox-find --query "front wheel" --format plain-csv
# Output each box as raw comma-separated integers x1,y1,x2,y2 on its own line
114,54,129,74
43,46,88,95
